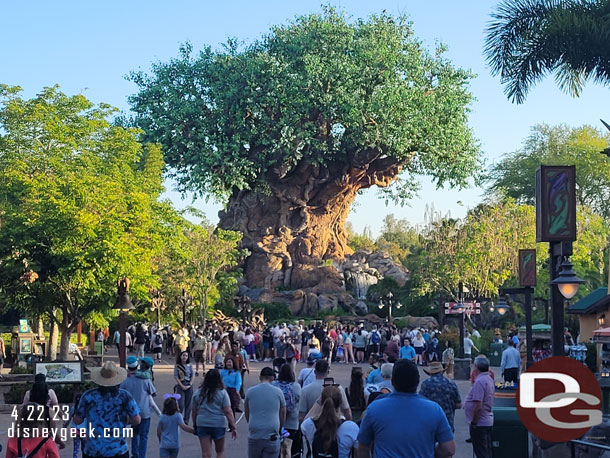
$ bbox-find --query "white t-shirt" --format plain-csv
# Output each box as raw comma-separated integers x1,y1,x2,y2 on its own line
463,337,474,355
301,418,359,458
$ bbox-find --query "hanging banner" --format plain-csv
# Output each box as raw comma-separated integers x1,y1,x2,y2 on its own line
536,165,576,242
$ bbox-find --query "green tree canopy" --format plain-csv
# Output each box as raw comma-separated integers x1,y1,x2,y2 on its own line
128,7,481,204
487,124,610,218
0,85,174,359
485,0,610,103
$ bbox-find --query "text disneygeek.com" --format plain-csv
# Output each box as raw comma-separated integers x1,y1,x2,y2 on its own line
8,425,134,442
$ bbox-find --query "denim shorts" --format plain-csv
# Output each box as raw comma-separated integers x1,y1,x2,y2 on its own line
160,447,179,458
197,425,226,440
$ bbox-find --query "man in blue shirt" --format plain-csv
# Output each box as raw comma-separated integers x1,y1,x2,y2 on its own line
398,338,416,362
357,359,455,458
501,340,521,382
74,361,140,458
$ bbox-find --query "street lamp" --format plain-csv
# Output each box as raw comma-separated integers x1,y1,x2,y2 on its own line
550,258,586,300
494,296,511,316
377,291,396,322
176,289,192,327
234,295,252,326
114,277,134,368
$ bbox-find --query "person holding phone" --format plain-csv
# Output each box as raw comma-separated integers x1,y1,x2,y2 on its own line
298,359,352,423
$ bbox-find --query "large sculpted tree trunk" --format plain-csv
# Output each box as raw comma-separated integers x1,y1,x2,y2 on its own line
219,156,401,290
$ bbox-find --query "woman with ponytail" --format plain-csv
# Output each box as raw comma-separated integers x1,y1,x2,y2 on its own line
300,385,358,458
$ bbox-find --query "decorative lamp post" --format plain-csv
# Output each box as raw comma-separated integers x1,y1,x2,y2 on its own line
176,289,192,327
234,295,252,326
377,291,396,322
114,277,134,368
536,165,581,356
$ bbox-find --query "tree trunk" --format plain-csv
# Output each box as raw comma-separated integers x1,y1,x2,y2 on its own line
218,158,401,290
59,314,72,361
48,312,58,361
37,318,44,339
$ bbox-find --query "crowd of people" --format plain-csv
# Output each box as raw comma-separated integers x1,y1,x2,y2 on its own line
6,318,511,458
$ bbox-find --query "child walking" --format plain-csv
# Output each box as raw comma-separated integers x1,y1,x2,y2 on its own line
157,394,194,458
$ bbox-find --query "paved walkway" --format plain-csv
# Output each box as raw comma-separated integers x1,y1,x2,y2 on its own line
0,349,492,458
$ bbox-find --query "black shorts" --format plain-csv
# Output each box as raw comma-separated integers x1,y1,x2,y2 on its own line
194,350,204,363
369,344,379,353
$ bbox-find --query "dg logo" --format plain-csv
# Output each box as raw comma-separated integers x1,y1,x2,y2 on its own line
516,356,602,442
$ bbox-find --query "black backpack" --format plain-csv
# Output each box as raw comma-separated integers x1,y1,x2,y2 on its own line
311,430,339,458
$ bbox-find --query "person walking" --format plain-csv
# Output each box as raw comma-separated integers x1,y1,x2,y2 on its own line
442,341,455,380
463,332,479,361
23,373,59,408
192,369,238,458
301,386,359,458
465,355,495,458
174,351,194,425
342,327,355,364
245,367,286,458
419,362,462,432
398,338,416,362
272,364,301,458
298,359,352,422
135,324,147,358
412,331,426,365
297,356,317,388
73,361,141,458
6,403,60,458
151,329,164,363
501,340,521,383
220,356,242,415
356,359,455,458
120,357,157,458
353,328,367,363
156,395,194,458
384,335,400,361
345,367,366,423
193,331,207,376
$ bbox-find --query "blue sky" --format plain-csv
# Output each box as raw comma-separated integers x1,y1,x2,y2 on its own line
2,1,608,236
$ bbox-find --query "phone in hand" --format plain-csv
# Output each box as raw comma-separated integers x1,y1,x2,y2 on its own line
323,377,335,386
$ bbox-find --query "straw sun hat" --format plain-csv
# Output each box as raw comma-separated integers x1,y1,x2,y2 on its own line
90,361,127,386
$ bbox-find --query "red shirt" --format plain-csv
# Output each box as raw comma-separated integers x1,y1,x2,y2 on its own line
6,437,59,458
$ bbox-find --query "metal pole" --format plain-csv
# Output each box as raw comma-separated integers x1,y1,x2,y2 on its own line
119,311,127,368
458,281,465,359
550,242,565,356
525,287,534,368
182,289,187,327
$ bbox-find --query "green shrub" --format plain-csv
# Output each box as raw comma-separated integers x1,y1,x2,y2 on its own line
9,365,33,374
6,383,31,404
476,329,496,357
584,341,598,373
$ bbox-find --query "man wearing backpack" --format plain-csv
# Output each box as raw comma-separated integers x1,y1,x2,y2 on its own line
245,367,286,458
357,359,455,458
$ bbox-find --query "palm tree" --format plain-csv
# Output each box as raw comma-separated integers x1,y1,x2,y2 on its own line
484,0,610,103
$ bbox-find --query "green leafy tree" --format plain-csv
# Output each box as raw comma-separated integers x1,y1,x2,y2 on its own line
485,0,610,103
488,124,610,218
127,7,481,290
0,85,170,359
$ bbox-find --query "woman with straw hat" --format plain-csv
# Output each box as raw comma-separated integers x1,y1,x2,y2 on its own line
73,361,141,458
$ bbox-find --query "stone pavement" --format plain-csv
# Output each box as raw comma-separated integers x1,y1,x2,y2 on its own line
0,349,492,458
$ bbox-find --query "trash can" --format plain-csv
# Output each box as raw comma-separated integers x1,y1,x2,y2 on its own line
492,407,528,458
94,341,104,355
489,343,506,367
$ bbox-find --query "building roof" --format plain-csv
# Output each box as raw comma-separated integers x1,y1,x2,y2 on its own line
567,287,610,315
519,323,551,332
